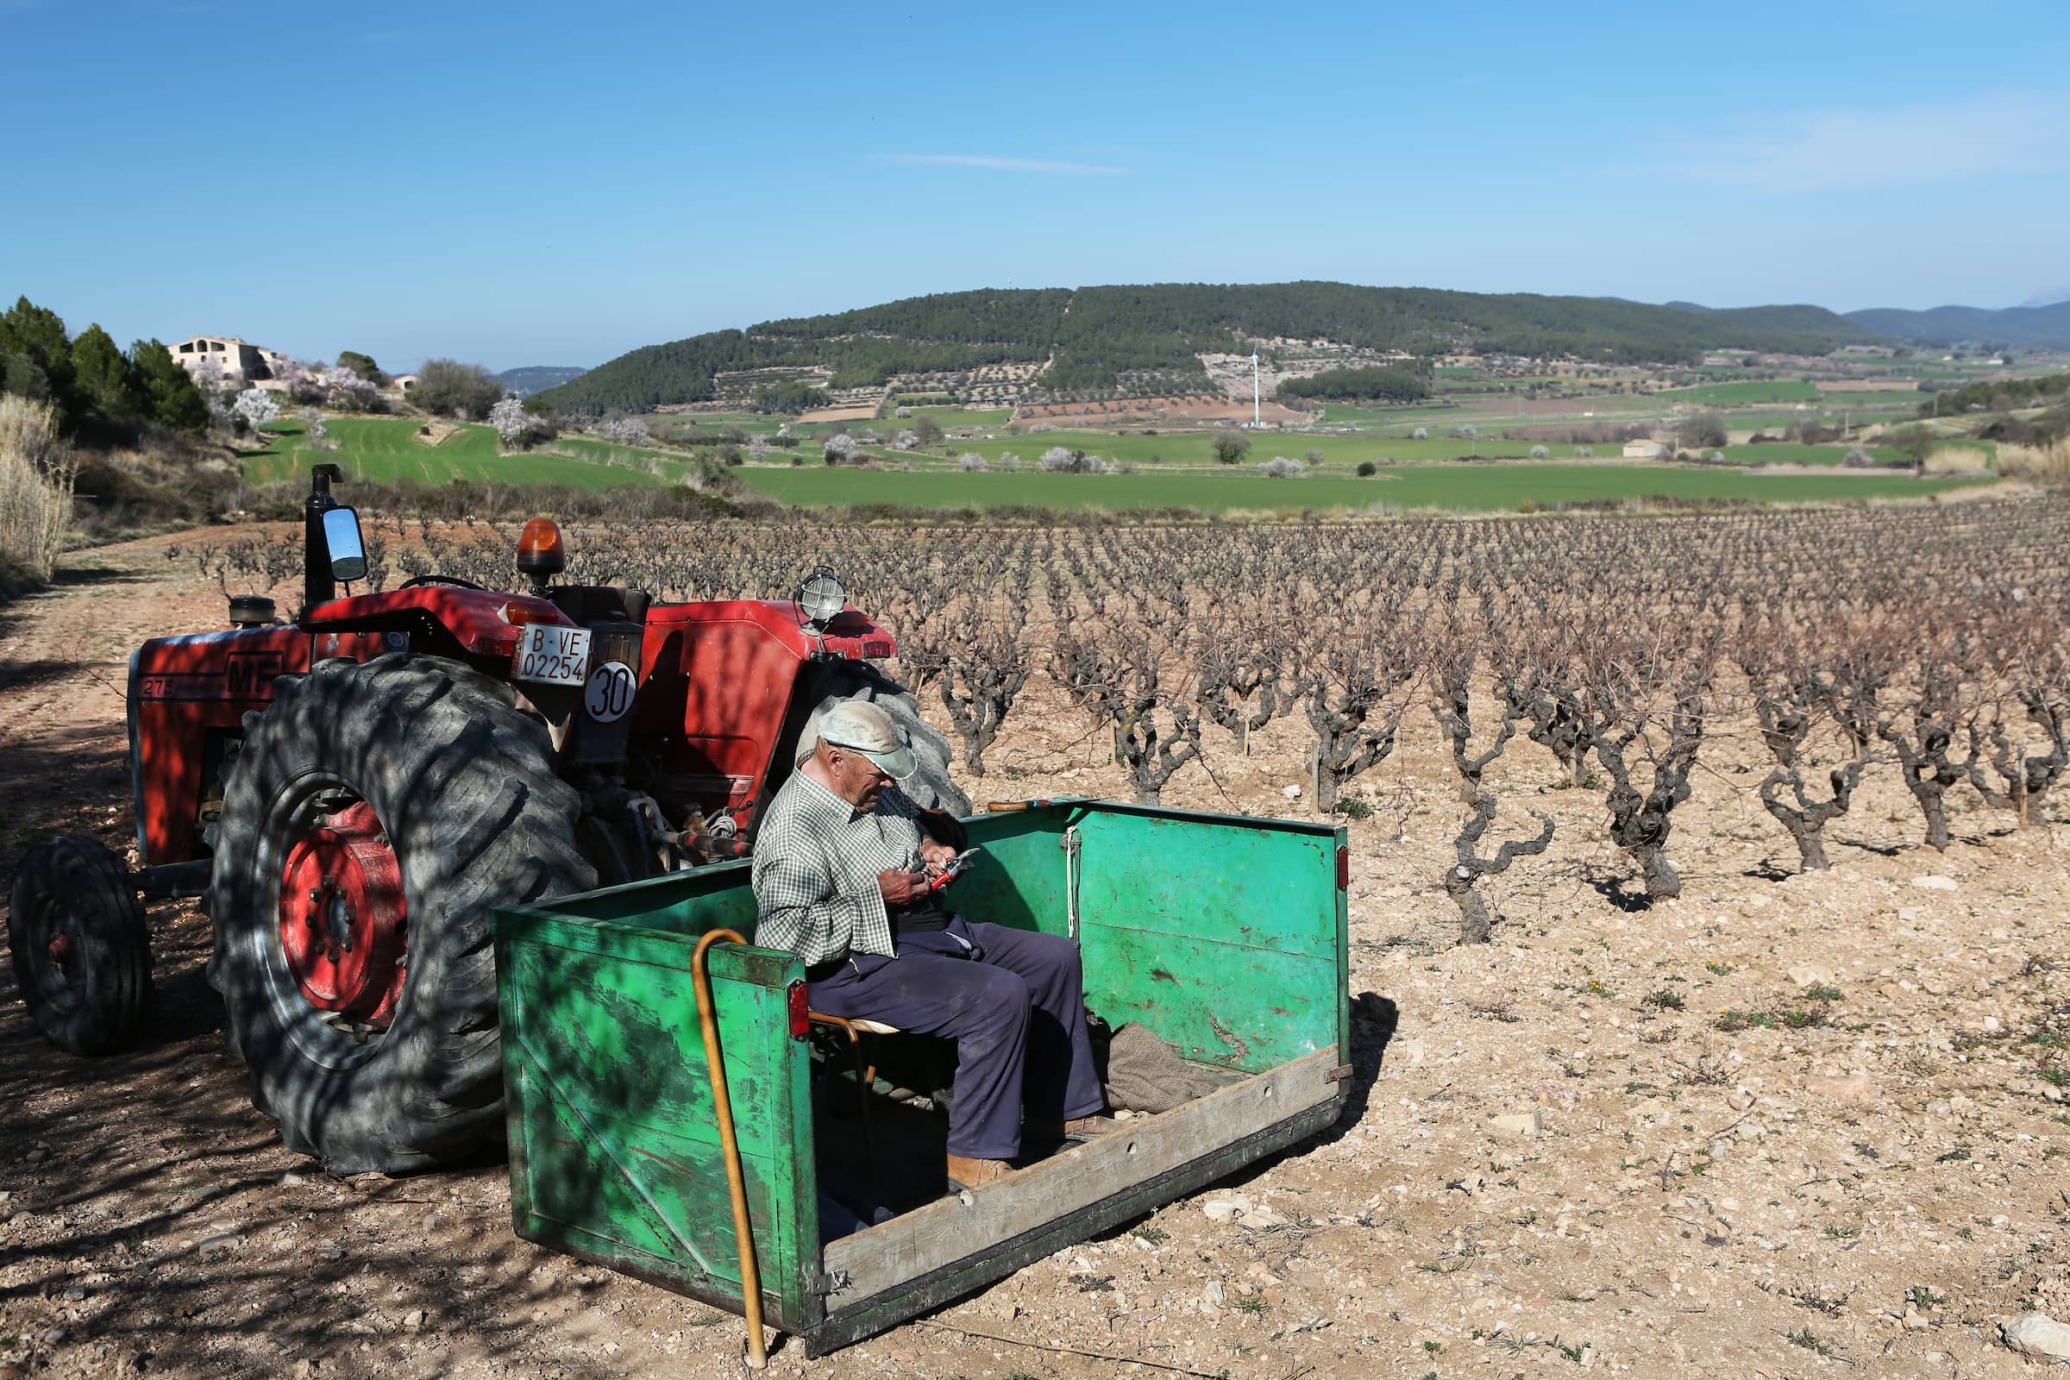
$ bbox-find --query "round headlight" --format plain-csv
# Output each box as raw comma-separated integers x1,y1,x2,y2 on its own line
797,568,845,628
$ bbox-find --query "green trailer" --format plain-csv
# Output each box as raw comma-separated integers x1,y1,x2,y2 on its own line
492,798,1350,1355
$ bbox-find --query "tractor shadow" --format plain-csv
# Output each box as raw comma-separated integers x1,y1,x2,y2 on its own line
0,910,675,1380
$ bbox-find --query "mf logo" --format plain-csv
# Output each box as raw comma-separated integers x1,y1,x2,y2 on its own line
225,652,286,699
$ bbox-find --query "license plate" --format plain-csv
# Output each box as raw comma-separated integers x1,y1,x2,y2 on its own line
513,624,592,687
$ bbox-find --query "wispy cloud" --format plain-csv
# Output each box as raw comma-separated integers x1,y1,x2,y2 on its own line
1666,88,2070,191
880,153,1130,176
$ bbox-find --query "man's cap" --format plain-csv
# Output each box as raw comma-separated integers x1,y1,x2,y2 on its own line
816,701,917,781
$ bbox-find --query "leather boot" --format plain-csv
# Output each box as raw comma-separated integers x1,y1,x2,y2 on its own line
945,1154,1015,1191
1028,1114,1123,1142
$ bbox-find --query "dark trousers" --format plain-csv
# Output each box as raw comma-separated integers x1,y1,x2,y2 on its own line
807,923,1104,1160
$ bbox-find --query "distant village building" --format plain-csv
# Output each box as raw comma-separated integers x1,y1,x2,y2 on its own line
1623,438,1669,459
167,336,290,385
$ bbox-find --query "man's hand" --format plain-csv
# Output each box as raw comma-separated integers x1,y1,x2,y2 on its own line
918,837,957,873
877,868,928,908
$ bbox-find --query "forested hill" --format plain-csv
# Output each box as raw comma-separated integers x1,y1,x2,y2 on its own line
1844,301,2070,350
536,282,1886,413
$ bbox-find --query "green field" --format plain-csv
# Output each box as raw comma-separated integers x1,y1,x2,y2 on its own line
239,413,1987,515
1814,389,1927,410
902,429,1611,468
884,406,1015,429
1728,442,1901,467
736,463,1983,513
245,418,680,489
1658,379,1820,405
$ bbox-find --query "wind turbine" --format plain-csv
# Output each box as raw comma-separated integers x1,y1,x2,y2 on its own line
1250,353,1261,428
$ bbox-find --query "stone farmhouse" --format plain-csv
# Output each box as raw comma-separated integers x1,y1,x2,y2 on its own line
167,336,291,385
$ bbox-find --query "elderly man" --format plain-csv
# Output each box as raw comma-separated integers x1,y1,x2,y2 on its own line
752,701,1111,1190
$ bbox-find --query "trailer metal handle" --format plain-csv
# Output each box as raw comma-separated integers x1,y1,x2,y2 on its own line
692,928,769,1370
1061,826,1082,942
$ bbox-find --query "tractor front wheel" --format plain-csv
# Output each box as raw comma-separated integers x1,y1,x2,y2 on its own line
206,654,593,1173
7,835,151,1055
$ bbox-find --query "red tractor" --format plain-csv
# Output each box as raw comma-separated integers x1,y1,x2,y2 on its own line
7,464,963,1173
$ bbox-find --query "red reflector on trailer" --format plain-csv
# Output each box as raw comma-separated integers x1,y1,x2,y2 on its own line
1336,846,1350,891
787,979,809,1039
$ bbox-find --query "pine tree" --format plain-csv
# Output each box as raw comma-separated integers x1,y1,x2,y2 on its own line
129,339,209,434
71,324,142,419
0,296,78,424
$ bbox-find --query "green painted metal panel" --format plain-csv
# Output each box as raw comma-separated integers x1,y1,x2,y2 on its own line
520,858,762,935
1071,805,1346,1074
950,807,1078,936
495,908,820,1330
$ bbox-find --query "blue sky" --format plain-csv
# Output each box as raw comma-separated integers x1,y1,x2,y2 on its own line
2,0,2065,371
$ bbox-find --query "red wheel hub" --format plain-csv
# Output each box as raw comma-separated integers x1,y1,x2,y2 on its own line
278,801,407,1026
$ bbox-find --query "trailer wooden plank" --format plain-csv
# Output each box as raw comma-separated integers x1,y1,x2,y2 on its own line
821,1048,1342,1300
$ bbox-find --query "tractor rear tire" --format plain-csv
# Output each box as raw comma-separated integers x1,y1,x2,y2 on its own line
7,835,151,1055
206,653,594,1173
798,660,970,816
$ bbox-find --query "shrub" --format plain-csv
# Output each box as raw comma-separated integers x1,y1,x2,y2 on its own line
1676,411,1728,450
1998,440,2070,484
326,366,381,414
491,396,544,450
1529,444,1549,459
1575,444,1593,457
959,452,988,472
297,406,334,450
1040,446,1108,474
1411,426,1428,439
1211,429,1252,465
1843,447,1875,468
0,395,74,584
997,451,1020,472
411,359,503,420
231,387,279,435
1258,456,1304,478
595,414,650,446
1356,460,1377,477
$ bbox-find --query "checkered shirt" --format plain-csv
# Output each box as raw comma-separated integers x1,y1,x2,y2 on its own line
751,769,925,964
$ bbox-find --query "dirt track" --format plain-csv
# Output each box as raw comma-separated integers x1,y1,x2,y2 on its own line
1,532,2066,1379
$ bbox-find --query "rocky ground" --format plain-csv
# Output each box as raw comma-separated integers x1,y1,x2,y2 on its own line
0,530,2065,1379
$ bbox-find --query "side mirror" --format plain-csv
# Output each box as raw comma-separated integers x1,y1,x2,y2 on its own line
323,506,368,583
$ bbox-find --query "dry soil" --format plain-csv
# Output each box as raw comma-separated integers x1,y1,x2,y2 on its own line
0,532,2064,1380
